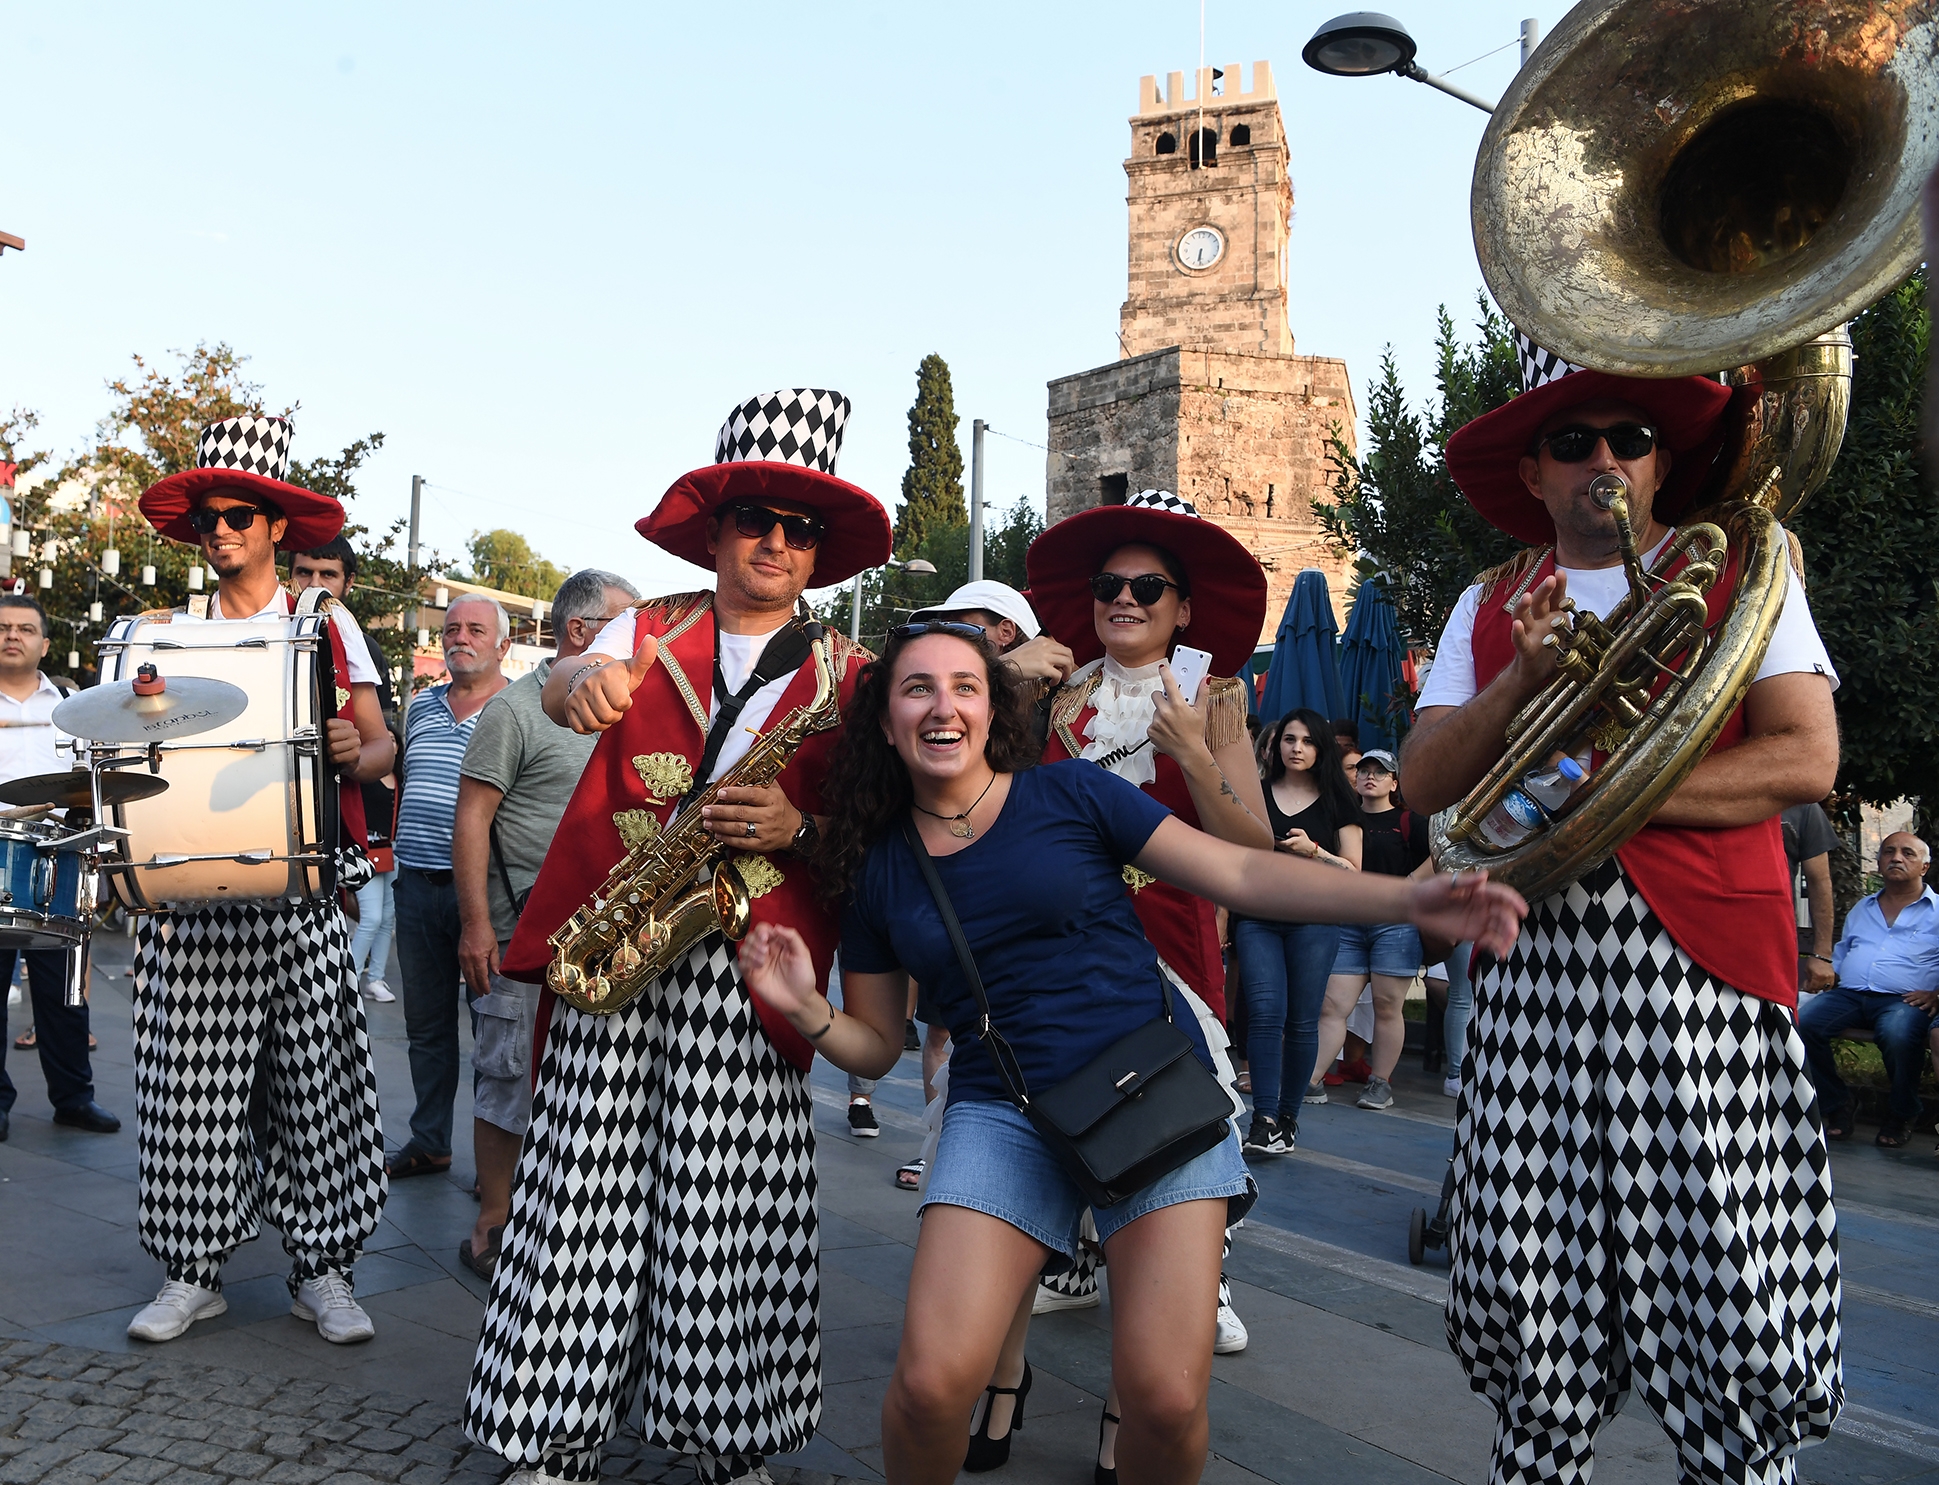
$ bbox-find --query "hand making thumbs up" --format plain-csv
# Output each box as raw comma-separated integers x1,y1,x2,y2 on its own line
559,632,660,735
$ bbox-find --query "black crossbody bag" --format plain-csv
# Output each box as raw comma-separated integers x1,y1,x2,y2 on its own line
902,819,1234,1208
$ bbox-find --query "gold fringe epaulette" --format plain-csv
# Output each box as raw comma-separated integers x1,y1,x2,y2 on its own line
631,591,709,626
1471,545,1549,598
1203,675,1248,752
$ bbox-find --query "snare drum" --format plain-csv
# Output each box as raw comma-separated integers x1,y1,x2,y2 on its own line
0,817,89,948
94,612,337,910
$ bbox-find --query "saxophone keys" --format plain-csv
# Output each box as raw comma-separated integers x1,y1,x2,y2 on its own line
612,943,642,977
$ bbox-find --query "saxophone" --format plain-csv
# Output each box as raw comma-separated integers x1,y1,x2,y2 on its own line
546,620,842,1015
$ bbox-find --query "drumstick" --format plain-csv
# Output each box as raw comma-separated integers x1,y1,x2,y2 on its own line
0,720,51,728
0,804,55,820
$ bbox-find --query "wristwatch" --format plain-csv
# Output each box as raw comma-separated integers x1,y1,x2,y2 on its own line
790,810,821,857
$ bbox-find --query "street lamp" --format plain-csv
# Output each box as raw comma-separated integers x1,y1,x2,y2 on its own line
1303,12,1538,115
850,557,937,643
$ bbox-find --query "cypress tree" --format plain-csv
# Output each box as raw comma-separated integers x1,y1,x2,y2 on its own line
895,353,966,555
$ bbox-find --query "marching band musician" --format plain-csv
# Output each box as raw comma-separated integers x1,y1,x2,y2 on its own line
124,416,394,1345
1404,339,1843,1485
463,391,890,1485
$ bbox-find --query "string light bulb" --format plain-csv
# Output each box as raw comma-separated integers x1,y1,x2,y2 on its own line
66,650,79,671
89,601,103,622
10,530,28,558
38,568,52,590
187,567,204,592
417,627,431,648
101,549,120,576
140,565,156,587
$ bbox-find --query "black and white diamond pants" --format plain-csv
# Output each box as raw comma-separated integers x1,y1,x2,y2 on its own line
1448,860,1842,1485
132,897,386,1293
465,938,819,1481
1040,1236,1234,1312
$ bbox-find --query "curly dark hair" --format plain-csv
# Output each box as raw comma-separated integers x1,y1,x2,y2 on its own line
1262,707,1361,822
816,626,1040,902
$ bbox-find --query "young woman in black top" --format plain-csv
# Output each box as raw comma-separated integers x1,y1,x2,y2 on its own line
1315,749,1432,1111
1234,708,1364,1156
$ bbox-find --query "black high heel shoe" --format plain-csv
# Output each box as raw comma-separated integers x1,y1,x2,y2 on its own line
963,1359,1032,1472
1095,1406,1121,1485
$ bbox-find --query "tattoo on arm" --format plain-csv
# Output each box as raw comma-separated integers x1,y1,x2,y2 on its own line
1220,780,1238,802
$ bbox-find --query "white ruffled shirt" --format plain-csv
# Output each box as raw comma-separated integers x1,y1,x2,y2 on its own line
1078,656,1166,789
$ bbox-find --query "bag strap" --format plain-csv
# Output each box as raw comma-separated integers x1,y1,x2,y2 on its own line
488,816,527,916
680,619,813,811
900,817,1036,1107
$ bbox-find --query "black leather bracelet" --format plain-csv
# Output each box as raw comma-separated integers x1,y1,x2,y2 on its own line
805,1004,836,1040
1803,952,1833,964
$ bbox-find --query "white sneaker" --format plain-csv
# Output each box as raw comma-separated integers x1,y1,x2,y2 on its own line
362,978,396,1003
1214,1302,1249,1354
128,1280,227,1341
1303,1083,1328,1105
504,1471,579,1485
1032,1280,1101,1314
291,1272,375,1343
1443,1075,1462,1098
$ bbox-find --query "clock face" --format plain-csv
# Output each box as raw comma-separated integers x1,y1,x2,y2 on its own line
1177,225,1224,270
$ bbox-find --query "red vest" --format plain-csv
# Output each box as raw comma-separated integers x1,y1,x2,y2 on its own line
501,594,864,1072
1468,546,1795,1007
1042,679,1227,1021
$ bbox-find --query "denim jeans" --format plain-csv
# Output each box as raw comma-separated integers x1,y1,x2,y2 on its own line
350,867,398,983
1234,919,1342,1124
0,948,94,1115
395,866,467,1158
1441,946,1474,1081
1799,986,1938,1125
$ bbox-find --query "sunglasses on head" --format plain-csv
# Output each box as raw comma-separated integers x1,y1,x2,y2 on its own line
1537,423,1658,463
889,620,987,643
187,505,268,535
723,503,824,550
1089,572,1182,605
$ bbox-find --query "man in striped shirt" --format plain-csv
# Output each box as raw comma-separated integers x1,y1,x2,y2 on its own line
388,594,511,1181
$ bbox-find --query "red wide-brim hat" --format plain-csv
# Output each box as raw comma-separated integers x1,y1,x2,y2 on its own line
140,467,346,551
1446,360,1734,547
639,388,892,588
1026,490,1267,677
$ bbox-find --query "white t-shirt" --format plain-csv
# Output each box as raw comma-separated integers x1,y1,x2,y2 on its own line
1417,532,1837,712
590,608,794,787
0,670,71,784
197,586,381,686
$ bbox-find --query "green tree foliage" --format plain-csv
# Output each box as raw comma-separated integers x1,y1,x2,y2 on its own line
1312,299,1523,650
816,497,1044,649
1785,267,1934,877
461,528,568,599
894,354,965,555
0,344,430,683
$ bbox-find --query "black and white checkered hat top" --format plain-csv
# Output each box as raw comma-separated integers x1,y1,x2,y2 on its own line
1128,489,1201,519
195,416,294,483
1514,330,1584,394
712,389,850,475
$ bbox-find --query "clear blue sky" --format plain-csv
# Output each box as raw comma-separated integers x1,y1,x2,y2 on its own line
1,2,1560,601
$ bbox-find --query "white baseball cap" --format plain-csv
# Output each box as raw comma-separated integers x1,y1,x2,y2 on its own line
909,580,1041,639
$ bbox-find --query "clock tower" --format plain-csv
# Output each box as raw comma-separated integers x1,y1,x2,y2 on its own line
1121,64,1292,359
1045,62,1358,640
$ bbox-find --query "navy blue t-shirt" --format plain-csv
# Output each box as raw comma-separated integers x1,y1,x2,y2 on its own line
840,759,1213,1105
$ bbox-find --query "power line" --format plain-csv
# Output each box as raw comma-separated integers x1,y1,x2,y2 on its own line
1442,36,1520,75
984,427,1048,453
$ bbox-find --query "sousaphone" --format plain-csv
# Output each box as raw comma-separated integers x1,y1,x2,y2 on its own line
1431,0,1939,901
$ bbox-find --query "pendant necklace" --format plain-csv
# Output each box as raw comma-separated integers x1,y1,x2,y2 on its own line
914,773,998,839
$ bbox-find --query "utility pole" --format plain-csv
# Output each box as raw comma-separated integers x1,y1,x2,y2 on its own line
408,474,424,643
1519,17,1540,66
850,573,862,643
968,419,986,583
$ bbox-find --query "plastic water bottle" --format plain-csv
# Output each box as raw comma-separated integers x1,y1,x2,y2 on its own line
1477,757,1587,849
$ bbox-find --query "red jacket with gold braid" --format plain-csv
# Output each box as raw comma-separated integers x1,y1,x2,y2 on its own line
1467,544,1796,1009
1040,666,1251,1022
500,592,869,1071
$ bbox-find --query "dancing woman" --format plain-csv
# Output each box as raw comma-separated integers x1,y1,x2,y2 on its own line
737,624,1525,1485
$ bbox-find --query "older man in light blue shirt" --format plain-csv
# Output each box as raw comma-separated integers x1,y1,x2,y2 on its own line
1800,831,1939,1147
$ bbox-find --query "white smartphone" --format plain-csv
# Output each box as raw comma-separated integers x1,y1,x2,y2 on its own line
1167,644,1214,703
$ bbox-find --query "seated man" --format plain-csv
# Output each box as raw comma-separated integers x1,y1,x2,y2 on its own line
1800,831,1939,1148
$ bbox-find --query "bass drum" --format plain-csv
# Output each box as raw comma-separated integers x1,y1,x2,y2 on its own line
95,611,337,910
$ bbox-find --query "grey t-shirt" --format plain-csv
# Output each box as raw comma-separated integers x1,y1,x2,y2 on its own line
459,661,597,942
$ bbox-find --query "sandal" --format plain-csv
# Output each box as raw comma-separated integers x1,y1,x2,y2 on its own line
12,1027,33,1050
963,1359,1031,1472
1823,1111,1854,1141
894,1158,925,1191
1876,1121,1913,1149
1095,1407,1121,1485
385,1144,452,1179
459,1224,504,1281
1234,1069,1251,1094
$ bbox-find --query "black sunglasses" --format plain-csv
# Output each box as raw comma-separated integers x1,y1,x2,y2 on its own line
1538,423,1658,463
723,503,824,550
889,620,987,643
1090,571,1182,605
187,505,268,535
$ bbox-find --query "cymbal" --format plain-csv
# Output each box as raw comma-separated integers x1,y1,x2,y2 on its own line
52,673,249,743
0,770,170,810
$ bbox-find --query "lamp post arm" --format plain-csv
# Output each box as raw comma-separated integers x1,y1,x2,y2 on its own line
1401,62,1495,114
